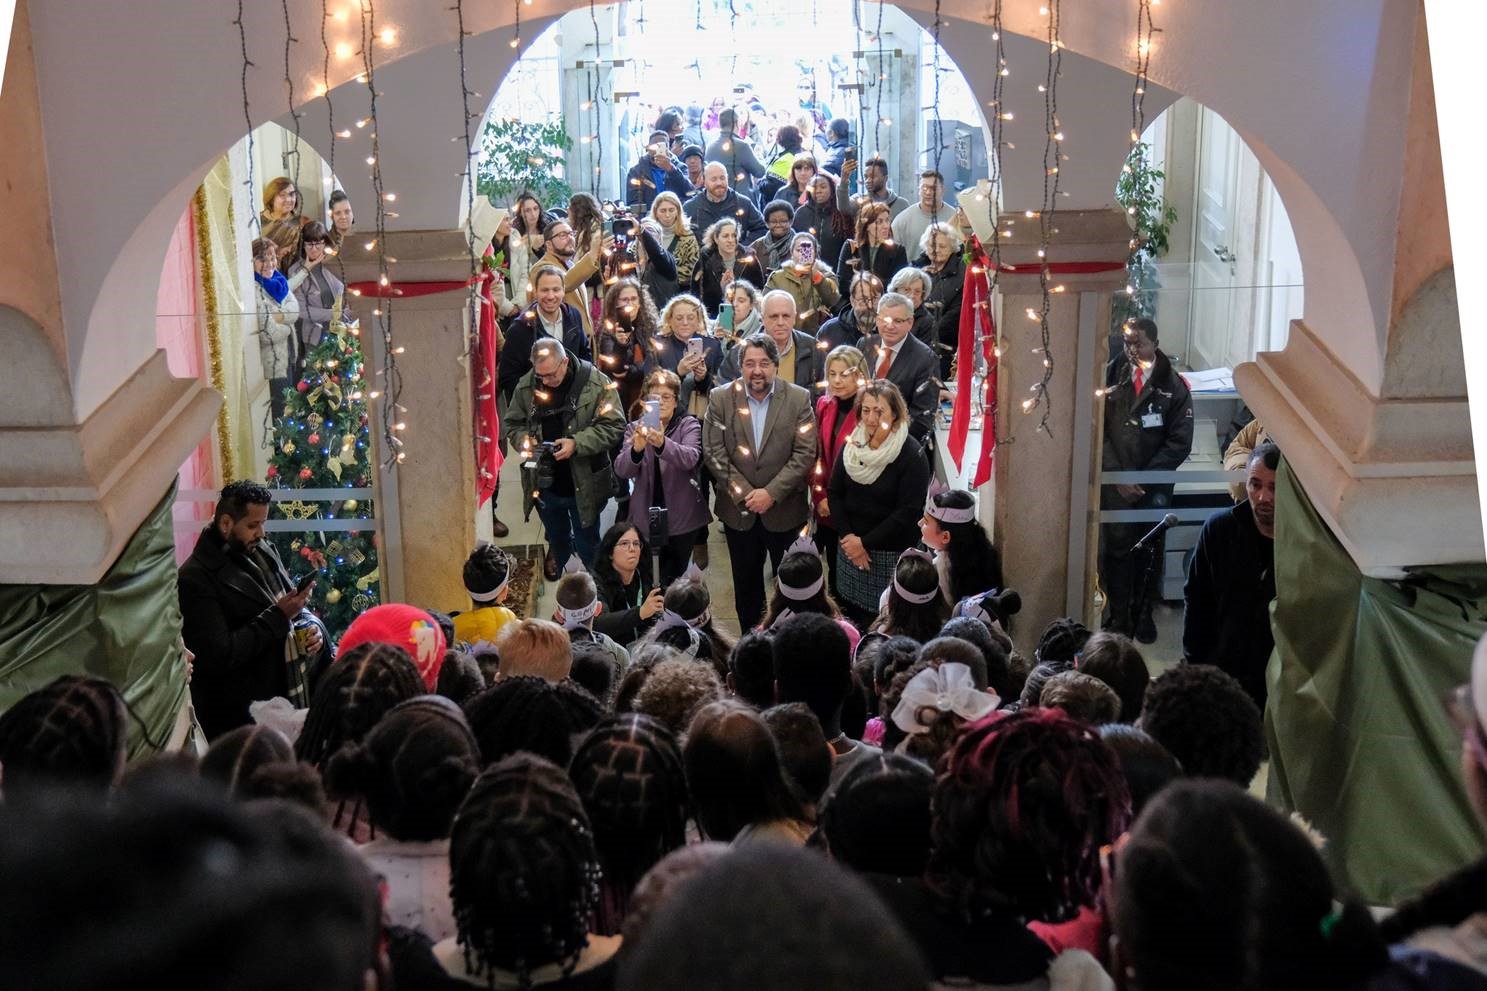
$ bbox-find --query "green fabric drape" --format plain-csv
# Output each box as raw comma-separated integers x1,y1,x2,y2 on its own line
1267,460,1487,904
0,482,186,758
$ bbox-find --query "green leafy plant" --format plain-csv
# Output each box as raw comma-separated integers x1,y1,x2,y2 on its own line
1113,141,1178,329
476,117,573,210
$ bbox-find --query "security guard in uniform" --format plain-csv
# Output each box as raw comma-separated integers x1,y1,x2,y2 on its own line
1099,317,1194,642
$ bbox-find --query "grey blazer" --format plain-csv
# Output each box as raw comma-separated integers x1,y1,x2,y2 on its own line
702,377,817,533
860,333,939,441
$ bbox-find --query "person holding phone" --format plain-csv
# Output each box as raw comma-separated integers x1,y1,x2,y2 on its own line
649,294,723,417
765,232,840,334
690,216,765,318
827,380,931,618
725,279,764,339
613,369,710,587
792,172,852,272
179,480,328,739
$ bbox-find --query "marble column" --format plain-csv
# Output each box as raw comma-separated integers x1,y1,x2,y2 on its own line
991,210,1131,656
340,230,478,612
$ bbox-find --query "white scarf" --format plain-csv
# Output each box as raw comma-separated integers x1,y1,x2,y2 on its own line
842,419,909,485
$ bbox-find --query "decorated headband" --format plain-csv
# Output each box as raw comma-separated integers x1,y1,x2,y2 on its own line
650,609,703,659
892,547,942,605
681,560,706,584
777,531,826,601
924,479,977,525
952,588,1023,629
558,554,599,629
465,544,513,603
890,662,1000,741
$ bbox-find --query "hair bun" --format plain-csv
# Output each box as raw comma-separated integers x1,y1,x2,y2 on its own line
322,740,376,797
419,754,478,809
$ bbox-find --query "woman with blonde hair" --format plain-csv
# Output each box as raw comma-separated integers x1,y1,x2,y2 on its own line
648,294,723,416
613,368,710,585
828,379,931,618
648,191,699,288
813,344,870,593
690,218,764,317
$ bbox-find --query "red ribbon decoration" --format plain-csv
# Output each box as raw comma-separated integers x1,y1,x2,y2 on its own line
345,267,503,507
947,238,997,487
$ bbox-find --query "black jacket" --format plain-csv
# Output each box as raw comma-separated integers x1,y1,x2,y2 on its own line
499,303,591,399
827,434,931,552
836,239,909,294
593,568,655,645
793,200,849,273
1182,499,1276,707
690,249,765,317
1101,349,1194,474
683,188,768,244
179,528,294,739
624,156,693,209
860,333,938,441
919,251,965,355
817,308,868,352
717,329,822,396
633,224,680,308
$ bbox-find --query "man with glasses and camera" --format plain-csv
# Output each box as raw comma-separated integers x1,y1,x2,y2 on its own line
506,338,626,581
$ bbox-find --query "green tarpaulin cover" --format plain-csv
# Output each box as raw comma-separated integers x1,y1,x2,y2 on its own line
1267,461,1487,904
0,483,186,758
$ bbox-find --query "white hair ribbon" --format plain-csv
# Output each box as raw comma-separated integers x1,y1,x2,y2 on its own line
891,662,1000,735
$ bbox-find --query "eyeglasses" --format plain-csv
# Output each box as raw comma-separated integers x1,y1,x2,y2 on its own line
615,539,643,549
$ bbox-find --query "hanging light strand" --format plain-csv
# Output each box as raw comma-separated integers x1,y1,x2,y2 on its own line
1130,0,1155,150
1030,0,1063,433
455,0,481,326
357,0,403,466
873,0,887,155
319,0,337,178
281,0,304,212
929,0,944,173
511,0,521,49
587,0,605,195
232,0,259,235
985,0,1006,312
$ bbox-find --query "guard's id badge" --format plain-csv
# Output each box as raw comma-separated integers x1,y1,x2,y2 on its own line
1141,410,1164,429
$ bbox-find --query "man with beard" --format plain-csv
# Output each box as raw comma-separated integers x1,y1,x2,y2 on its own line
718,291,820,396
535,219,610,339
684,161,768,244
816,272,883,351
703,333,817,631
179,480,327,738
835,154,909,221
1182,442,1280,709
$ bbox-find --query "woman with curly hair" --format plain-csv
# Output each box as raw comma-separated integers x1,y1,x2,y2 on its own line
596,278,659,417
690,217,764,317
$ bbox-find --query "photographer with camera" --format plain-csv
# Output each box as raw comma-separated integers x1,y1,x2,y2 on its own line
507,338,626,582
613,369,709,587
625,130,695,210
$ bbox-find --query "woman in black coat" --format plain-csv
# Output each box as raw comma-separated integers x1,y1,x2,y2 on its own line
917,222,967,380
690,218,765,317
793,172,853,273
835,201,908,297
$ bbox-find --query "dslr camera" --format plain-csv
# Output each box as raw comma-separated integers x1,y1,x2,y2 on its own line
533,440,559,491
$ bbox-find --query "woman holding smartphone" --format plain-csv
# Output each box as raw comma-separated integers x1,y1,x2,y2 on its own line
649,294,724,417
765,232,841,334
724,279,764,339
613,369,710,586
690,218,764,317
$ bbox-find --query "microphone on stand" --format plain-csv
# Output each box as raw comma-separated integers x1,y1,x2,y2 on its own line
1131,512,1179,553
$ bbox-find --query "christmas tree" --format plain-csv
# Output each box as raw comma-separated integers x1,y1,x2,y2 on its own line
265,302,381,638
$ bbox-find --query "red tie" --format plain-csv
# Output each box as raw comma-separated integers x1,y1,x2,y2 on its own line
1133,364,1145,394
876,346,893,379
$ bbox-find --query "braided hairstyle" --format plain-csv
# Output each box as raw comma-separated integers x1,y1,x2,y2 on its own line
1034,617,1091,666
294,642,424,772
568,714,689,934
927,707,1131,924
464,675,604,768
0,675,128,794
200,724,326,814
449,754,602,984
324,696,480,841
1114,778,1390,991
819,752,934,877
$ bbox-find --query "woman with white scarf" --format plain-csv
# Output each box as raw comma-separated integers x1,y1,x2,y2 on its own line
827,379,932,617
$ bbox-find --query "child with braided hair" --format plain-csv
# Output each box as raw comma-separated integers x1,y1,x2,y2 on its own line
199,724,325,814
464,675,605,769
326,695,480,942
0,675,129,796
869,707,1130,988
421,753,619,988
294,641,425,841
568,713,690,935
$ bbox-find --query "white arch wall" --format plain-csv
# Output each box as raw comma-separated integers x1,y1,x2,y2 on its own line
18,0,1422,425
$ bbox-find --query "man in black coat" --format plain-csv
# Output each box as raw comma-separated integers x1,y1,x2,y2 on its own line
624,130,695,209
498,264,592,400
684,161,768,244
178,481,325,739
860,291,938,442
1183,442,1279,709
1099,317,1195,642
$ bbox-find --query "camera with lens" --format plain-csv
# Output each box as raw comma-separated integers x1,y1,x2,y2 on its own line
533,440,559,491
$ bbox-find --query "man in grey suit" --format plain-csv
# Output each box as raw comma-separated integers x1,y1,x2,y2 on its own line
703,333,818,630
717,291,823,396
859,292,938,442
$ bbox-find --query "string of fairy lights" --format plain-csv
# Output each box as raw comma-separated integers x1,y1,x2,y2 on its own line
281,0,304,200
1126,0,1157,265
318,0,337,180
1019,0,1064,434
981,0,1007,394
928,0,944,174
454,0,482,337
232,0,259,237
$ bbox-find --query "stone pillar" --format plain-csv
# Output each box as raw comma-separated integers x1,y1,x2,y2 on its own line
1234,13,1483,574
991,210,1131,655
0,0,218,584
341,230,477,613
560,4,620,203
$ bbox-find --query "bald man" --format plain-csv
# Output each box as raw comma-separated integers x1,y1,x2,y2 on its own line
684,161,768,243
717,290,821,395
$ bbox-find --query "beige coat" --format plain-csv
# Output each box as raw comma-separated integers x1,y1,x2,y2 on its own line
702,377,817,532
535,250,601,339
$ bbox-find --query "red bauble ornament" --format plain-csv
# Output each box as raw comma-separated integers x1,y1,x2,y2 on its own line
266,466,278,478
296,380,310,393
307,433,320,445
300,546,312,558
298,467,313,480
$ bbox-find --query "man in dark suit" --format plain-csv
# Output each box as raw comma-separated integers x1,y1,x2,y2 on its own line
178,480,326,739
717,290,823,396
859,291,937,441
498,264,592,400
703,333,818,630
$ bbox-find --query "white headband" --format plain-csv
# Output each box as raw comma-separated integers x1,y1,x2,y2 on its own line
559,599,600,630
777,531,826,601
651,609,703,658
924,484,977,525
893,548,941,605
466,545,513,603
